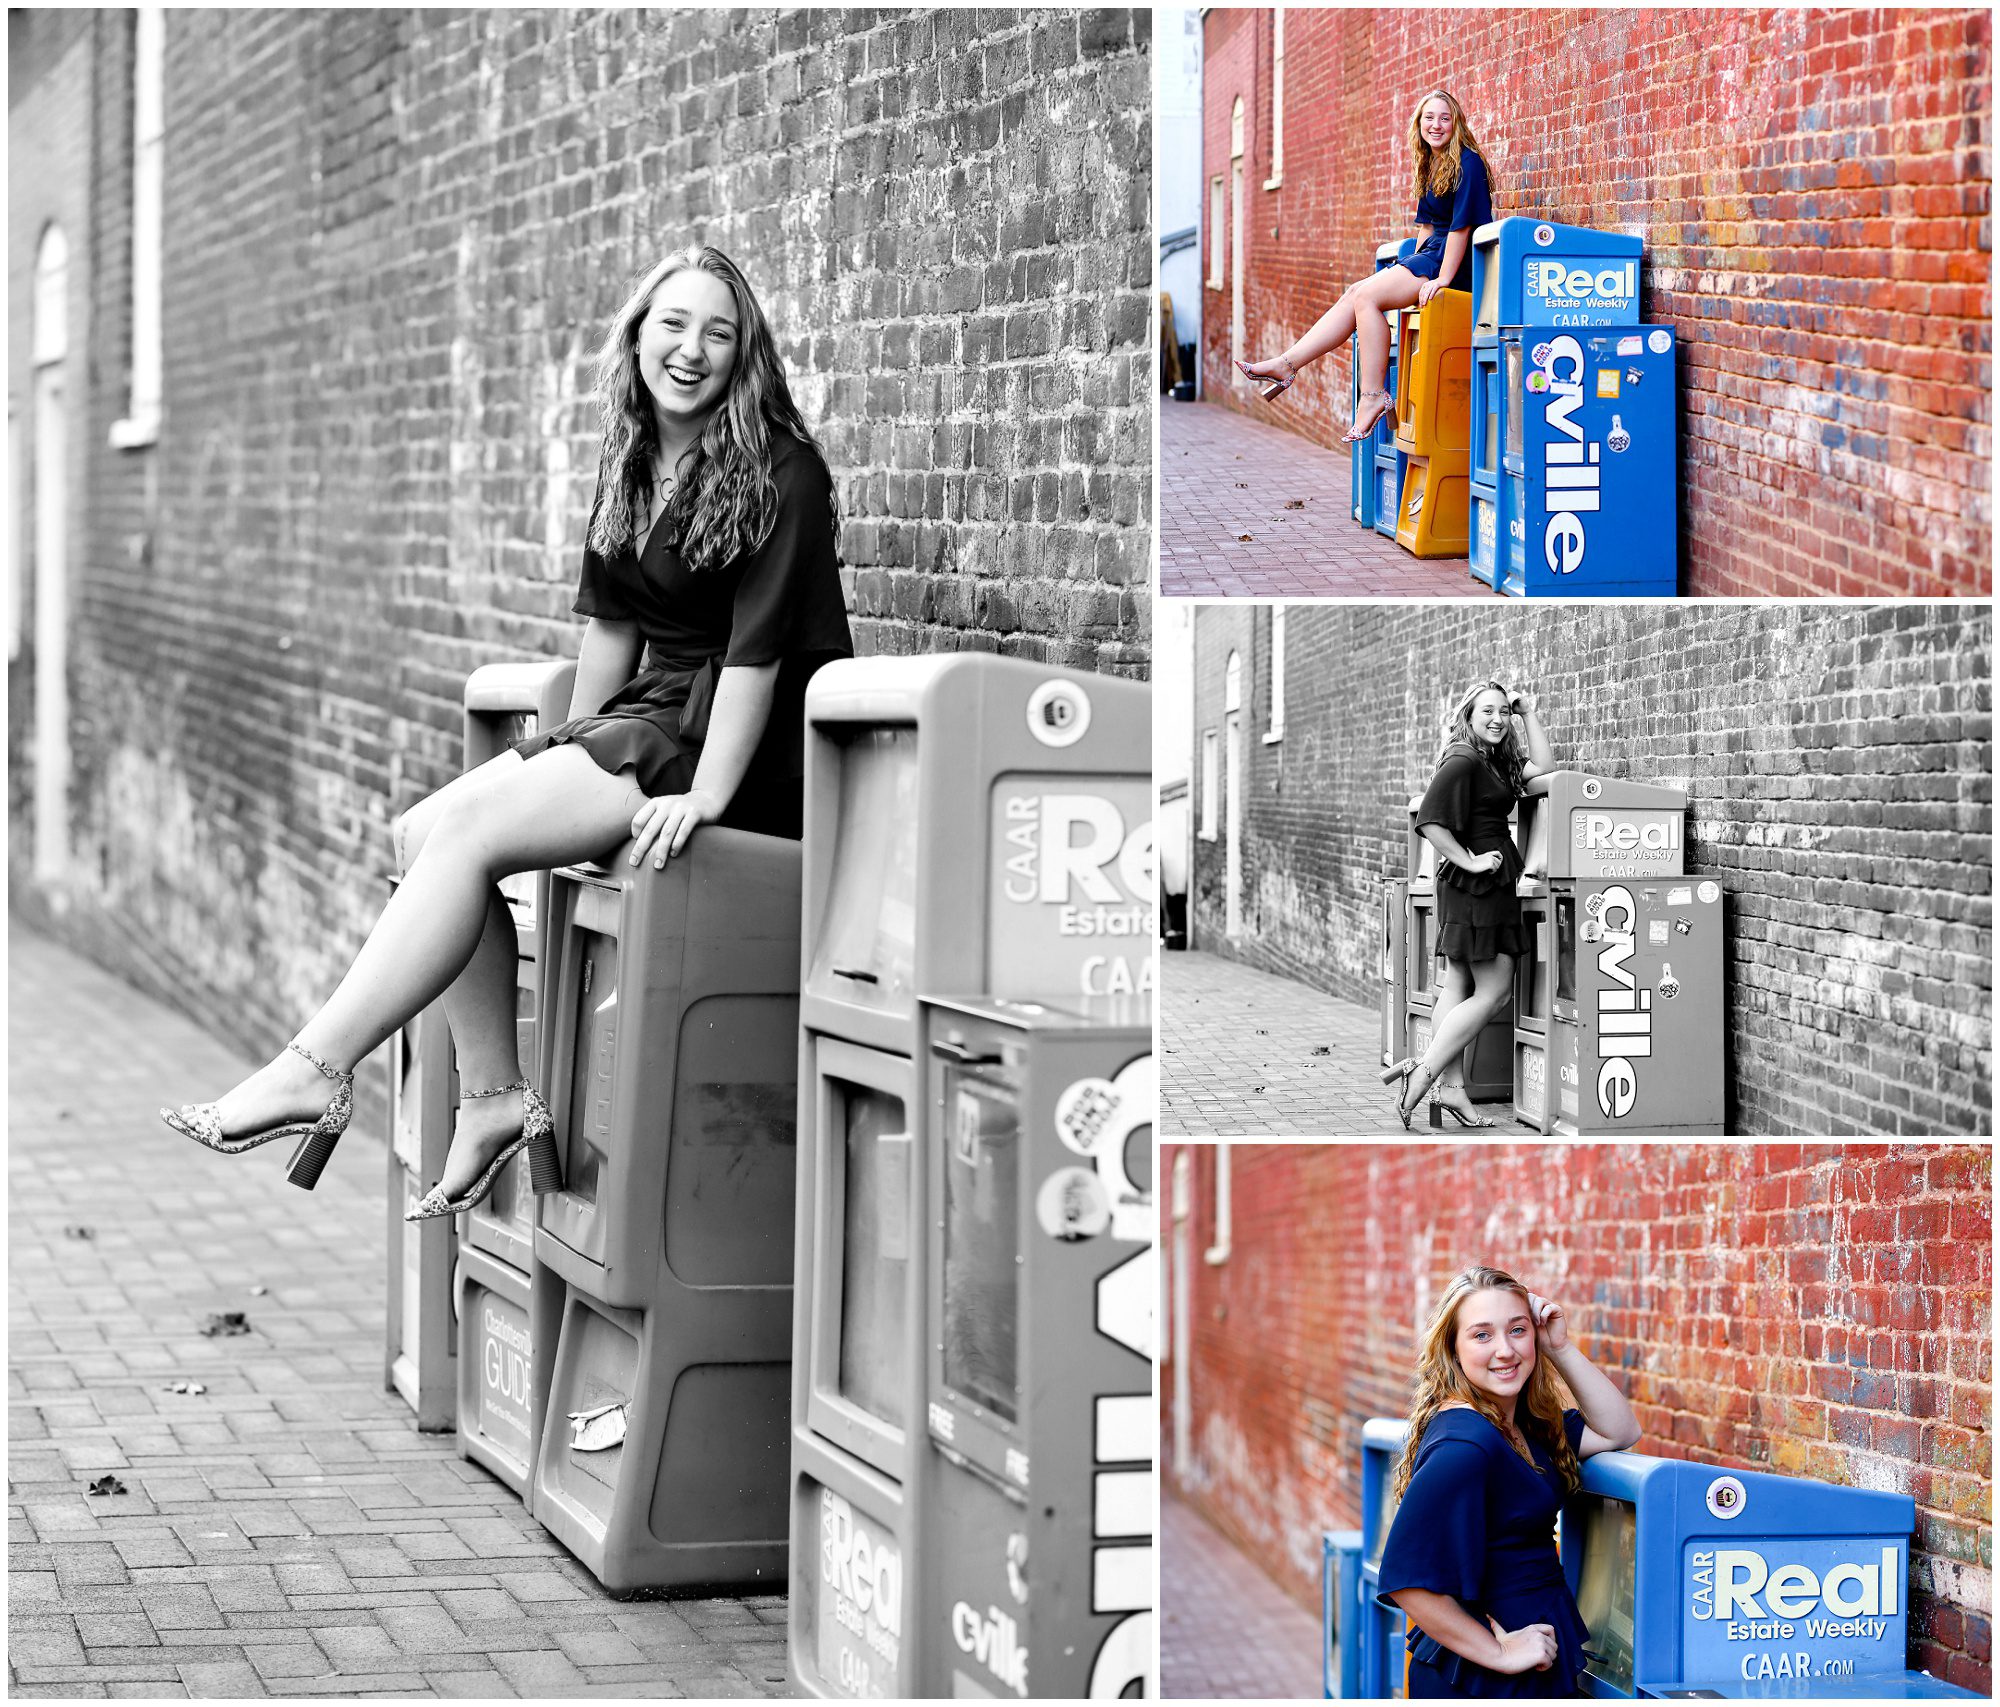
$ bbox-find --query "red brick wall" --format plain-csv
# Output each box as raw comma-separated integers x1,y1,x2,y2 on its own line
1200,7,1992,596
1162,1141,1993,1693
8,9,1152,1063
1188,603,1993,1135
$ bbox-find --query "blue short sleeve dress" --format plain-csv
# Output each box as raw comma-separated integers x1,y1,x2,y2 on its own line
1407,149,1493,293
513,434,853,840
1377,1406,1592,1697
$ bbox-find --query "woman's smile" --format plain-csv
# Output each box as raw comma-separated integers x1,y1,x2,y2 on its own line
638,268,739,428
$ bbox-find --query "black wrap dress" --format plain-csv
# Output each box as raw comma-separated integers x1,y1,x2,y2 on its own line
1414,741,1525,962
515,434,852,840
1378,1406,1592,1698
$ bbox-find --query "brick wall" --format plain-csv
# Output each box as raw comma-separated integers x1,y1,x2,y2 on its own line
7,8,1152,1064
1187,603,1993,1135
1200,7,1992,596
1162,1141,1993,1692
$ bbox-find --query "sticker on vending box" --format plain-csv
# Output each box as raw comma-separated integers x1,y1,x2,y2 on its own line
1617,334,1642,356
1531,340,1554,368
1648,329,1672,354
1597,370,1621,399
1698,881,1720,904
1037,1167,1110,1241
1667,886,1693,905
1606,415,1632,453
1649,919,1669,945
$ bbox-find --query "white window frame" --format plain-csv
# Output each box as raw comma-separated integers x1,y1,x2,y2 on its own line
1263,607,1286,743
1208,175,1225,290
110,6,164,450
1199,730,1219,840
1264,9,1285,190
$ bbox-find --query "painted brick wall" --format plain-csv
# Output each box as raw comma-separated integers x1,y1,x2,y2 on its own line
8,8,1152,1064
1187,604,1993,1135
1162,1141,1993,1692
1200,7,1992,596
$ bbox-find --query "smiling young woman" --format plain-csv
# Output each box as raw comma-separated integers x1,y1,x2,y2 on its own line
1382,679,1553,1129
1234,88,1494,439
161,245,851,1217
1378,1267,1641,1698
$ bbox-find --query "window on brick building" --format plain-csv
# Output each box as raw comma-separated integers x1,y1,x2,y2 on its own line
1229,104,1245,365
1263,607,1285,743
1208,176,1224,289
110,7,164,450
1200,730,1218,839
1264,9,1285,190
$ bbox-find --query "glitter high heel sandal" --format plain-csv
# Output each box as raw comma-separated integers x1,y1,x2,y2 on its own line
160,1040,354,1188
405,1082,561,1221
1236,357,1296,402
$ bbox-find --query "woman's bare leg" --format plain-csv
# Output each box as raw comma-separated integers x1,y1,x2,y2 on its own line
1427,958,1474,1094
1408,952,1514,1111
204,747,640,1193
1242,265,1422,383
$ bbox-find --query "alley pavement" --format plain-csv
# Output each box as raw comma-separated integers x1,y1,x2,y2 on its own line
1161,1492,1323,1700
9,921,789,1699
1162,948,1517,1137
1161,398,1484,598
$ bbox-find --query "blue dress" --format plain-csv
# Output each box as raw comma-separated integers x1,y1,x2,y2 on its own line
1406,150,1493,292
1377,1406,1591,1698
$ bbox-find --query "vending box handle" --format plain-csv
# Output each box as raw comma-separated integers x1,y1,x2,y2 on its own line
831,965,879,984
930,1037,1002,1066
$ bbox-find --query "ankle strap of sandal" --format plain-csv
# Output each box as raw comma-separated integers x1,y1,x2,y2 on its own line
286,1039,352,1083
460,1078,529,1100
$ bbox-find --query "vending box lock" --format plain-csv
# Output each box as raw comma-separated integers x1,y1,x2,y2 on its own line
931,1035,1002,1066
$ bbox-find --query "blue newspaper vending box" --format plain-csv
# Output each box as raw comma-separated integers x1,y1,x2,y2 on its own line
1354,238,1417,534
1566,1452,1983,1698
1507,328,1679,598
1357,1418,1411,1698
1464,217,1679,596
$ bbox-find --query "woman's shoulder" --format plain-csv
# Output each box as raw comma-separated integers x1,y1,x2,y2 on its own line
767,430,832,497
1460,146,1490,180
1431,744,1482,780
1420,1404,1501,1454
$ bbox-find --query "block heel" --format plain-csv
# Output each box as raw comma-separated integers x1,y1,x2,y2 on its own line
523,1086,563,1196
285,1122,346,1190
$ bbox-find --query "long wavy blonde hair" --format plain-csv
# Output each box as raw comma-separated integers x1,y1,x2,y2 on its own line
1435,679,1528,798
1391,1265,1580,1502
587,245,837,573
1407,88,1489,205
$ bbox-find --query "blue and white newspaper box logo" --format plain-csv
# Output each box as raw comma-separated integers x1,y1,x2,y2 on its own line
1524,259,1638,321
1687,1542,1904,1685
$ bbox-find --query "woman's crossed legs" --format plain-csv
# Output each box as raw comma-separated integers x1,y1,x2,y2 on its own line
208,744,643,1197
1240,264,1423,436
1410,951,1514,1124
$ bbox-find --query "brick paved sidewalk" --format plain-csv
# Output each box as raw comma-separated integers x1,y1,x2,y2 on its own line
1161,1491,1323,1700
9,921,790,1699
1161,949,1516,1137
1161,398,1486,599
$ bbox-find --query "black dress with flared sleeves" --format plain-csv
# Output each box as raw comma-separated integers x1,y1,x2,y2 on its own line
1413,741,1526,963
514,433,852,840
